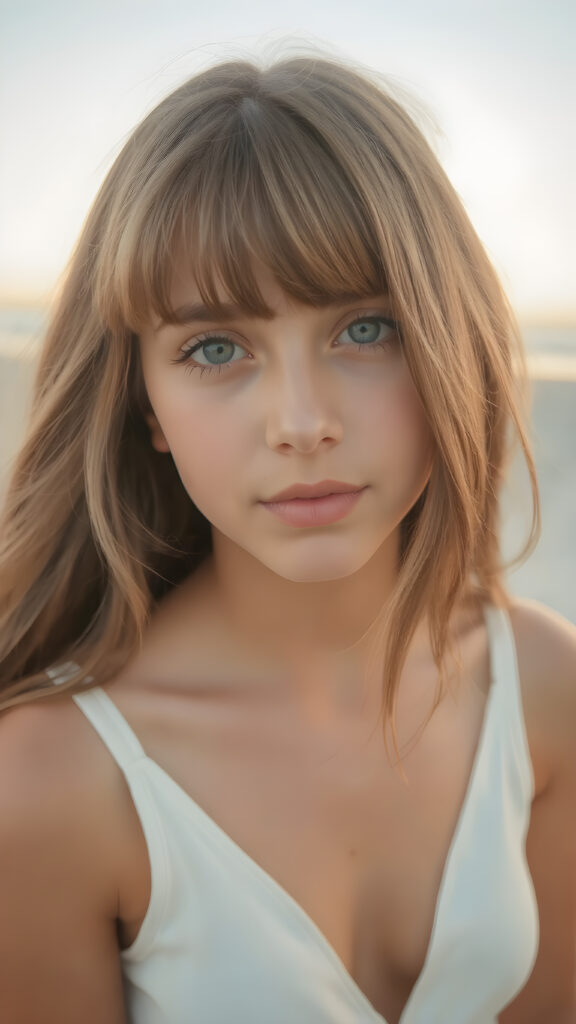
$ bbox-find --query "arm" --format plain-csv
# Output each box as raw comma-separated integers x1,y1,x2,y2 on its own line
0,697,129,1024
498,600,576,1023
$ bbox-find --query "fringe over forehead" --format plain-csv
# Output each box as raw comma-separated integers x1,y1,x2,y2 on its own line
93,57,458,332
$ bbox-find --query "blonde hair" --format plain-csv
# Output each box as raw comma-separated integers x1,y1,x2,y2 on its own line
0,51,539,752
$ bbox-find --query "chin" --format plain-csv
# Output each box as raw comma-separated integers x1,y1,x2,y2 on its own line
253,539,388,585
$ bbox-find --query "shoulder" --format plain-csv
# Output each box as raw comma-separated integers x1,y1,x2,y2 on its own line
507,596,576,669
0,690,136,893
506,598,576,722
0,694,132,1021
0,690,116,805
506,598,576,787
497,600,576,1019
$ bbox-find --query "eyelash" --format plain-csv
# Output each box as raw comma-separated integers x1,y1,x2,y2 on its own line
171,313,401,378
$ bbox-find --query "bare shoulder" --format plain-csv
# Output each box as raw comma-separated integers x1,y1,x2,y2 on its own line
0,692,136,1023
0,689,126,823
498,601,576,1021
507,596,576,681
0,693,115,927
0,687,145,897
506,597,576,781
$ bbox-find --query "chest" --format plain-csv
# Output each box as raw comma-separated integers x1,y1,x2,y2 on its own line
114,679,491,1023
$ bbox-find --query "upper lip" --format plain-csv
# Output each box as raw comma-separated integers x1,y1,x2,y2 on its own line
263,480,364,502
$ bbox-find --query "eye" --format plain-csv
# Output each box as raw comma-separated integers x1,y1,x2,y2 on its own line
173,333,247,377
336,315,399,351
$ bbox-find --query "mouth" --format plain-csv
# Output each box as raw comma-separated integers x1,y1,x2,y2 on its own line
259,487,367,527
263,480,364,502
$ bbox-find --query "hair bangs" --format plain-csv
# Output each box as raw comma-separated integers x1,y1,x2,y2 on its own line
103,87,390,333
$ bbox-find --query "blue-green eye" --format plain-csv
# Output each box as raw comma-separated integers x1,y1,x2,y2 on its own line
189,337,240,368
174,334,246,376
339,315,398,349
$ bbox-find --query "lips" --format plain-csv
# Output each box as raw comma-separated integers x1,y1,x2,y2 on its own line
260,487,367,527
263,480,363,502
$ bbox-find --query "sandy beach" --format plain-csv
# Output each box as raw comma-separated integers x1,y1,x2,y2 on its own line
1,347,575,626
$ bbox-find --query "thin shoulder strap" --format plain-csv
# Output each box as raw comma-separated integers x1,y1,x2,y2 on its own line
46,664,146,772
483,603,535,797
58,681,171,961
484,604,520,697
70,687,146,772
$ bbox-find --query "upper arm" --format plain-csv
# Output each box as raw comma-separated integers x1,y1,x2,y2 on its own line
499,600,576,1023
0,698,128,1024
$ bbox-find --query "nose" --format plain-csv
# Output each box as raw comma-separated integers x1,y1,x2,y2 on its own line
263,359,344,454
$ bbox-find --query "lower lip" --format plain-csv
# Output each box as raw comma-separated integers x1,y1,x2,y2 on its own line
260,488,366,527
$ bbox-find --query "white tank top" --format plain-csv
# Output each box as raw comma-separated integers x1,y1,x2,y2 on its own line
53,604,539,1023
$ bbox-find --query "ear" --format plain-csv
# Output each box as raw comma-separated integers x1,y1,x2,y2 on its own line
144,411,171,453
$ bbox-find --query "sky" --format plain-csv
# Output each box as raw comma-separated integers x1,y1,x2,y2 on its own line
0,0,574,323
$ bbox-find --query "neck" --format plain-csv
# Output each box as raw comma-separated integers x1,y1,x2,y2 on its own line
209,527,399,661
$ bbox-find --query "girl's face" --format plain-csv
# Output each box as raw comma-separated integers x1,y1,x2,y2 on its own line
138,260,433,584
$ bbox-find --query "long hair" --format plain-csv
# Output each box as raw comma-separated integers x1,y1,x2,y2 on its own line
0,50,539,753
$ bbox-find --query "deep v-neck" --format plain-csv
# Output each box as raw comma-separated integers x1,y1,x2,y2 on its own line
90,606,501,1024
138,675,497,1024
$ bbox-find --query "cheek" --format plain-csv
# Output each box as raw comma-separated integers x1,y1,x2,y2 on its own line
138,347,248,520
368,374,433,478
156,392,246,506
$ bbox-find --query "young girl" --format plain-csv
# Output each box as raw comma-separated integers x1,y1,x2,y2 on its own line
0,49,575,1024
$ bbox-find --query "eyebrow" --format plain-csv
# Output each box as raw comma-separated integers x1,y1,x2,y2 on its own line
160,302,270,328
